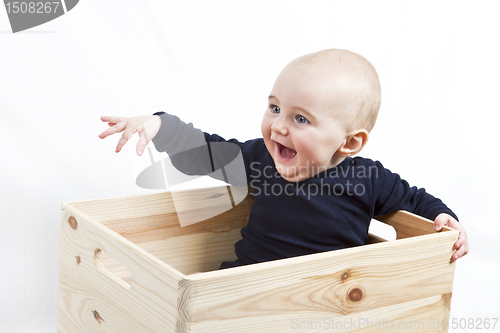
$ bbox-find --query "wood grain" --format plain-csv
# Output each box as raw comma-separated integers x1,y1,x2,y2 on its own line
58,204,183,332
178,231,457,328
58,186,458,332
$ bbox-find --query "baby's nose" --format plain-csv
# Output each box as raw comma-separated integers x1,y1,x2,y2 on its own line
271,118,288,136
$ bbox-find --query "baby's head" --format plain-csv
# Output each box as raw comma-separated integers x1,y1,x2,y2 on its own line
261,49,381,182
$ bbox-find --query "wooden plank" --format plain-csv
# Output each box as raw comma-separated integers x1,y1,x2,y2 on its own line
97,198,251,245
375,210,453,239
187,293,452,333
366,233,387,244
180,229,458,332
69,186,252,226
137,232,240,275
170,185,249,226
69,191,177,221
68,187,252,275
58,203,184,332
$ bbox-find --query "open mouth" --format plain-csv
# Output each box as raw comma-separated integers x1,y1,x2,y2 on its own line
277,142,297,160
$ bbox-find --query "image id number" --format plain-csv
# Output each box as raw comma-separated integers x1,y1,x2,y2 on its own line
446,318,498,330
5,1,60,14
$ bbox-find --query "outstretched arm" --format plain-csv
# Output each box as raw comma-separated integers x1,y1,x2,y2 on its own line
99,113,249,187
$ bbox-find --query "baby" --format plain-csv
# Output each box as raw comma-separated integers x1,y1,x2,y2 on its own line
99,49,469,268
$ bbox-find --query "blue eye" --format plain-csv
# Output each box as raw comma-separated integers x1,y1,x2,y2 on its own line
296,115,309,124
271,105,281,114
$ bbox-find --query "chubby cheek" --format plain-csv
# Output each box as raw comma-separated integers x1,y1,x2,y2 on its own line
261,115,274,152
260,116,269,138
261,111,276,134
298,135,336,166
296,141,317,164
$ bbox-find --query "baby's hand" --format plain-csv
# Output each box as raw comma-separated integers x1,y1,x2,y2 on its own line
434,213,469,261
99,115,162,156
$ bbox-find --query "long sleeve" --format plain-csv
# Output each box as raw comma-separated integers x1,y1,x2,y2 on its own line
151,112,248,187
371,160,458,221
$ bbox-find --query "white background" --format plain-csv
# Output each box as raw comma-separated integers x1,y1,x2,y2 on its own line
1,1,499,332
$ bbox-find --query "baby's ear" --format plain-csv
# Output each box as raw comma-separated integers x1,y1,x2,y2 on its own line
338,129,369,157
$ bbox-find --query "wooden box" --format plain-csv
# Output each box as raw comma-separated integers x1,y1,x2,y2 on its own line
58,186,458,332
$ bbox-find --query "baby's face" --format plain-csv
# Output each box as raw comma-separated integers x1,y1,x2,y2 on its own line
261,62,354,182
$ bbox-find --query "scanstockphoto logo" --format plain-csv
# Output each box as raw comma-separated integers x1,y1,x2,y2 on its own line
3,0,79,33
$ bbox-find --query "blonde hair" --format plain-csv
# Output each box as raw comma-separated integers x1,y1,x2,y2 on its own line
293,49,381,132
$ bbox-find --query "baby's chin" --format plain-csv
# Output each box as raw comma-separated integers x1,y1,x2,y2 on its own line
276,165,310,183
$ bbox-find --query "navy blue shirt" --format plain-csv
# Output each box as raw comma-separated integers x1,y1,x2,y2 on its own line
152,113,458,269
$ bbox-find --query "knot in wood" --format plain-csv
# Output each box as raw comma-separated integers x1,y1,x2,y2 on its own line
348,287,363,302
93,310,105,324
341,270,350,281
68,216,78,230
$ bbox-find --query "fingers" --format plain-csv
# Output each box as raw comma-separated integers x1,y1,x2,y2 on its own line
444,218,469,258
100,116,127,124
452,234,469,261
136,127,150,156
99,121,127,140
433,213,451,231
98,124,119,139
433,213,469,261
451,223,469,261
99,116,128,139
115,125,136,153
99,115,158,154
